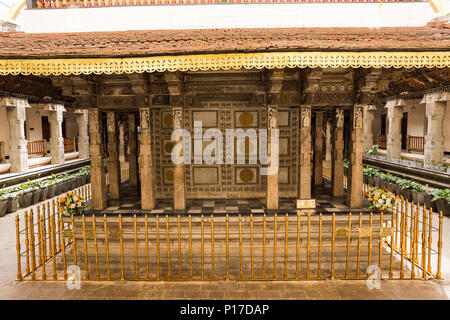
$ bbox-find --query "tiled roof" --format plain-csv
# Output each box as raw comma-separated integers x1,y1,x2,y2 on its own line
0,26,449,59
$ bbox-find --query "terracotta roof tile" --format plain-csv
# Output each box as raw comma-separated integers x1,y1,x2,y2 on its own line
0,27,449,59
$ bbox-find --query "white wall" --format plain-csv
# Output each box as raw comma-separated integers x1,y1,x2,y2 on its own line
23,3,437,33
445,101,450,153
405,101,426,138
25,106,43,142
0,108,10,158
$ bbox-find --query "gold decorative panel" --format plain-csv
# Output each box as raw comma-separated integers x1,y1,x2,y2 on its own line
278,166,290,184
2,52,449,76
192,110,218,128
161,111,173,129
162,166,174,185
193,166,220,185
234,110,259,128
235,167,259,185
278,110,290,127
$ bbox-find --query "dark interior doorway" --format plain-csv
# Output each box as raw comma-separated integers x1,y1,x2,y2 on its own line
401,112,408,150
41,116,50,141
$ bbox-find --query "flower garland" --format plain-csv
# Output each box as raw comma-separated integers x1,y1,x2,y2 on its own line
366,188,398,212
58,192,87,216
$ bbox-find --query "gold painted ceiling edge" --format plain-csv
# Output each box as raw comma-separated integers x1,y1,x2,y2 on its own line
0,51,449,76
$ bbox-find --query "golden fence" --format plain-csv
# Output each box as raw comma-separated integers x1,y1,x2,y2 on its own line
63,138,75,153
378,135,387,150
15,181,443,282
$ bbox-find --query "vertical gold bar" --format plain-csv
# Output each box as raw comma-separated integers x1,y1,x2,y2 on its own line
71,214,77,265
50,211,57,280
400,199,405,279
306,213,311,279
41,205,47,262
239,214,242,279
92,215,100,280
82,214,89,280
331,213,336,280
188,214,192,280
394,196,399,250
318,213,323,279
37,208,43,268
356,212,362,278
178,214,182,279
410,204,417,279
24,211,30,275
226,214,229,281
250,214,254,280
15,215,22,281
273,213,277,279
378,212,383,279
201,214,205,280
295,213,300,280
389,208,395,279
60,215,67,280
119,214,124,281
262,213,266,279
145,214,149,280
38,214,46,279
103,214,111,280
166,214,171,279
421,207,428,279
134,214,138,280
415,202,420,265
211,214,215,280
29,209,36,280
368,212,373,269
284,213,288,280
437,211,443,279
156,215,160,280
345,213,352,279
409,201,414,261
427,208,433,274
56,201,62,252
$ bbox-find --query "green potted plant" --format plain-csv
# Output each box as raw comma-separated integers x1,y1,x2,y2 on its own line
16,182,33,208
46,175,58,199
34,179,49,201
396,178,414,202
0,187,8,217
423,186,438,212
343,158,349,176
365,145,379,159
431,189,450,216
363,166,379,186
29,180,41,205
5,190,19,213
411,181,425,205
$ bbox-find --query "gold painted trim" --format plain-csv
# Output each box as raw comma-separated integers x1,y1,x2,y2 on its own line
0,51,449,75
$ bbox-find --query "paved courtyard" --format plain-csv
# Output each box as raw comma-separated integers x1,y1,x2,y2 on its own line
1,202,450,300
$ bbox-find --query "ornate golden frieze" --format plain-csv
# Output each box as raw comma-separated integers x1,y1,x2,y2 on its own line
0,51,449,76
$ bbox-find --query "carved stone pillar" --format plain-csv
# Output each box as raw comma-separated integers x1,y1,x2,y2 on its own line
1,98,29,173
75,109,89,159
267,105,279,209
106,111,121,200
299,105,312,200
119,121,125,163
363,104,377,151
173,107,186,210
48,104,66,165
331,108,344,198
314,110,324,186
325,117,332,163
346,105,364,208
128,113,139,187
88,108,107,210
421,92,448,168
139,107,155,209
386,99,406,160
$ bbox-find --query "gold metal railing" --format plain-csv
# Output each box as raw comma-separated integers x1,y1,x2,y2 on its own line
15,181,443,282
64,138,75,153
378,135,387,149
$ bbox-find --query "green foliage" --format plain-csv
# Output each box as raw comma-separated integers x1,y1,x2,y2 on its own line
363,165,380,178
343,158,349,169
365,145,379,156
431,189,450,204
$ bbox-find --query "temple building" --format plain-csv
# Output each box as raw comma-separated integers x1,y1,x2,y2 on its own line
0,0,449,212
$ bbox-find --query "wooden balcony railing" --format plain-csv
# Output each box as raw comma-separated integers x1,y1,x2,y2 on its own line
64,137,76,153
27,140,46,157
407,135,424,153
378,135,387,149
30,0,423,8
